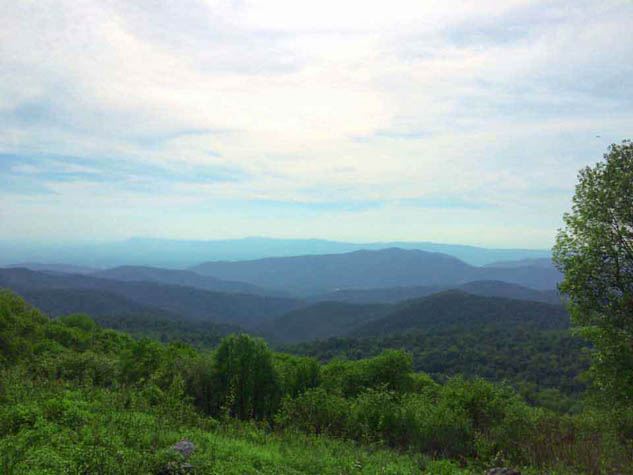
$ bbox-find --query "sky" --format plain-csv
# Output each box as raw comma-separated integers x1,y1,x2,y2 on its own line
1,0,632,249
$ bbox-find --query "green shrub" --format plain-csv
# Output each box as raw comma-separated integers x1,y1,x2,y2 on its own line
57,351,119,386
276,387,350,436
321,350,414,397
57,313,99,333
0,403,40,435
273,353,320,398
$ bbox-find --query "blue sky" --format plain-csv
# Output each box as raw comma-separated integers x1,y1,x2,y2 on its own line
1,0,632,248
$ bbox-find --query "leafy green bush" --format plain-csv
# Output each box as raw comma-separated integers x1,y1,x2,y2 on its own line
273,352,320,398
321,350,414,397
277,387,351,436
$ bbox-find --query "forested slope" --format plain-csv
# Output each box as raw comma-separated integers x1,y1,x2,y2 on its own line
0,267,304,328
353,290,569,337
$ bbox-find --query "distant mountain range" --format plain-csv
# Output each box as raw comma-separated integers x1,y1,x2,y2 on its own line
0,237,551,267
0,247,565,346
192,248,561,295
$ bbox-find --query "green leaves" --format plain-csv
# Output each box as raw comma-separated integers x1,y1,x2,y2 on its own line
213,334,281,420
553,140,633,404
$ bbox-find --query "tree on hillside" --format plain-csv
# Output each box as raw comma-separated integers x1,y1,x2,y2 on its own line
553,140,633,403
213,334,280,420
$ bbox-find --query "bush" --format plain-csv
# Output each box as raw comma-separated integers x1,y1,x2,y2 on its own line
56,351,119,386
273,353,320,398
321,350,414,397
276,387,350,436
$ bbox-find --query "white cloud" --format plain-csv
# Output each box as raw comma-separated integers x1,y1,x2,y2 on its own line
1,0,632,246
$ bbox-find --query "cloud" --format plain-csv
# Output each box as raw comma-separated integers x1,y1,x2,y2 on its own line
1,0,632,246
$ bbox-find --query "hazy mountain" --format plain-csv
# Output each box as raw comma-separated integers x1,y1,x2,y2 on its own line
308,286,446,304
0,268,303,328
457,280,561,305
353,290,569,337
261,301,393,344
92,265,280,296
310,280,561,305
0,237,550,268
3,262,99,274
192,248,561,295
483,258,554,269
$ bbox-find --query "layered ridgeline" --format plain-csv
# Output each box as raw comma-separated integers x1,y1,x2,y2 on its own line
0,237,551,268
0,289,628,474
0,267,303,328
192,248,561,295
309,279,560,304
91,265,284,296
352,290,568,336
265,289,567,344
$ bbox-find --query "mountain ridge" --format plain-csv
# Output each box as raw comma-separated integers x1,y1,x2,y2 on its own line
0,267,304,328
192,248,561,294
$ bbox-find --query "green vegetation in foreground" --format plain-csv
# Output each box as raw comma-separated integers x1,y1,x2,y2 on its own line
0,368,460,474
2,289,633,474
280,326,590,414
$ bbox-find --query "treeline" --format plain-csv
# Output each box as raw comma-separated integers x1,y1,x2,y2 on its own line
281,326,590,413
1,289,632,473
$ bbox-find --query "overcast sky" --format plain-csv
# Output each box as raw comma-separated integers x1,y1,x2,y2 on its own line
1,0,632,248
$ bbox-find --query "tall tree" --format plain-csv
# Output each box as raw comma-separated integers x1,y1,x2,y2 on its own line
213,334,280,420
553,140,633,403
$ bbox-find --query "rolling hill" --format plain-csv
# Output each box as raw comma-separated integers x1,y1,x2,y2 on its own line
3,262,100,274
91,265,278,295
352,290,569,337
310,280,560,304
260,301,393,344
0,268,303,328
19,287,182,320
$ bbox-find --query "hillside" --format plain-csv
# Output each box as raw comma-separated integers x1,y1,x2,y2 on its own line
457,280,561,304
92,265,277,295
19,287,181,320
310,280,561,305
353,290,569,337
483,257,554,268
2,262,99,274
261,301,393,343
192,248,561,295
0,268,303,328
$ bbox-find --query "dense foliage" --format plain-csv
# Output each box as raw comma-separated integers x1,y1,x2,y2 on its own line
2,289,633,473
554,140,633,405
281,326,589,413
